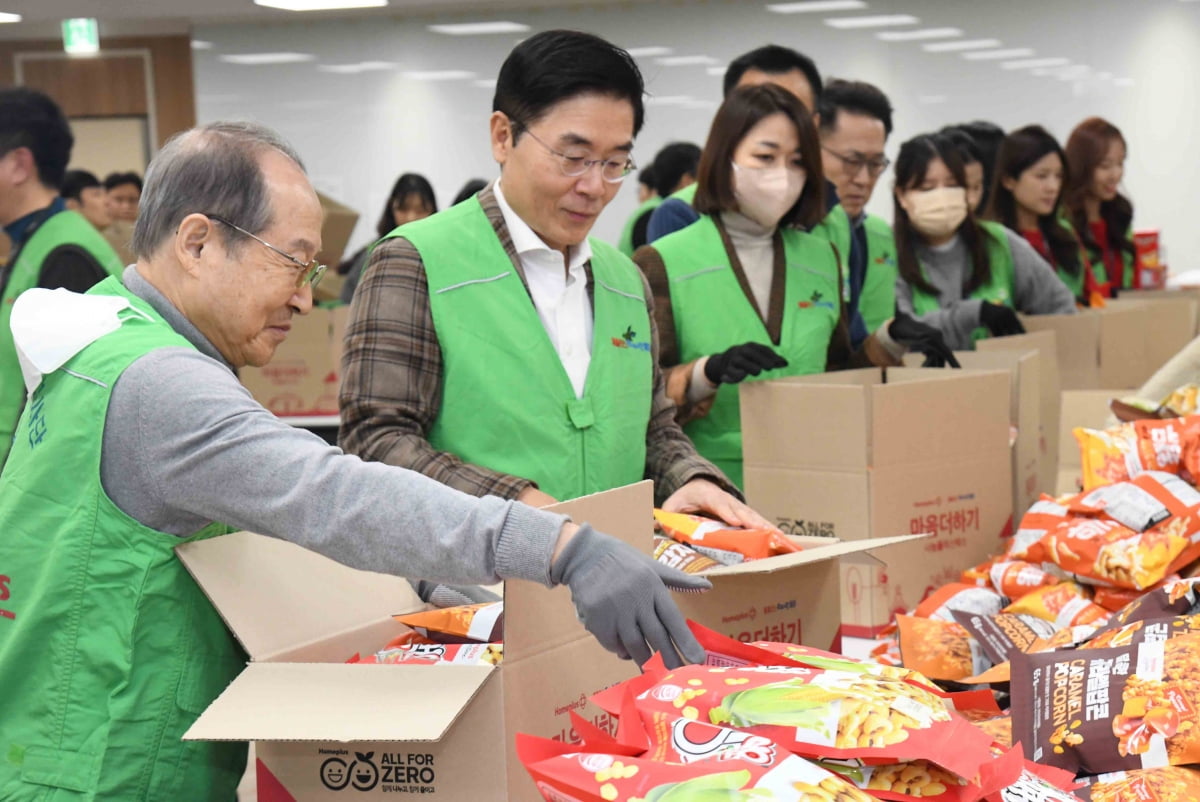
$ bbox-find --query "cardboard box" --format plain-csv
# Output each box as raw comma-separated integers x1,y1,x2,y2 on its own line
1106,296,1198,378
180,482,921,800
977,331,1061,500
1055,389,1125,495
1019,306,1150,390
741,368,1013,637
313,191,360,303
240,306,348,417
1121,289,1200,336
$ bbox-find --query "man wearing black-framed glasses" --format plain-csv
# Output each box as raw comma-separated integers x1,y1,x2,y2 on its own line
341,32,773,546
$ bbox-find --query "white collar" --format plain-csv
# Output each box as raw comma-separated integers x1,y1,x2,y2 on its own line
493,177,592,273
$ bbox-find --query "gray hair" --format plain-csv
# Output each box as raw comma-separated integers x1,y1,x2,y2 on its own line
131,121,306,260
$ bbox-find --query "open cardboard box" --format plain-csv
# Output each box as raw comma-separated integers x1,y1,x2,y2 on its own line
740,368,1011,638
312,191,360,304
180,481,922,801
240,306,350,417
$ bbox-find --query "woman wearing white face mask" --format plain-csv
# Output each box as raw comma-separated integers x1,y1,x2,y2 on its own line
893,133,1075,352
634,84,928,489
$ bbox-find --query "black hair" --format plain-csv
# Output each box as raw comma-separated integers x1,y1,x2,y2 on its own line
893,132,992,299
637,165,656,190
104,171,143,193
818,78,893,137
452,178,488,206
61,169,101,202
493,29,644,140
949,121,1004,208
0,87,73,190
722,44,822,103
650,142,701,197
938,127,982,165
376,173,437,238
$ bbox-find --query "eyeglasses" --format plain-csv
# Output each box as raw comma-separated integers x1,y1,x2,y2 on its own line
822,146,891,179
515,123,636,184
207,214,326,290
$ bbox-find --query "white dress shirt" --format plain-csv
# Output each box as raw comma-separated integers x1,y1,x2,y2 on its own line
493,179,594,399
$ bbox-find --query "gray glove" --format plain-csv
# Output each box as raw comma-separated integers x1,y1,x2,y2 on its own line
412,580,501,608
549,523,711,668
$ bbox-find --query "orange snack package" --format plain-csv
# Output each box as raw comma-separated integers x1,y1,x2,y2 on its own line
895,615,987,682
393,601,503,643
654,509,802,560
961,557,1000,589
1096,578,1200,634
1082,614,1200,650
989,561,1060,600
1009,497,1072,561
913,583,1007,622
1074,419,1185,492
1003,582,1109,629
654,536,720,575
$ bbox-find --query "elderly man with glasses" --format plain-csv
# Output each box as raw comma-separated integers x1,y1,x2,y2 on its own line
0,120,712,800
340,30,770,530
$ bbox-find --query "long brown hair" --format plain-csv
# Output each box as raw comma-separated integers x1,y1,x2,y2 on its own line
693,83,825,229
1064,117,1133,260
987,124,1082,276
893,133,992,298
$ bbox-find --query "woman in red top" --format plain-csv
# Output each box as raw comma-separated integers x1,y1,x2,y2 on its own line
1065,117,1135,293
987,125,1098,305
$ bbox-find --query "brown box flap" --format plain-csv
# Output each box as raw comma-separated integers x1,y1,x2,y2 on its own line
740,374,871,471
183,662,493,743
176,531,424,662
701,533,930,576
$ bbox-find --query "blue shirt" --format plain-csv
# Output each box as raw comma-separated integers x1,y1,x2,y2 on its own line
4,198,66,253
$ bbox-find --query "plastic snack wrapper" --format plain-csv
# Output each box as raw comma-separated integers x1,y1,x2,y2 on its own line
1011,633,1200,775
1081,614,1200,651
951,611,1059,665
1009,498,1073,561
988,763,1081,802
1093,578,1200,635
895,615,986,682
348,641,503,666
393,601,503,643
989,561,1061,601
913,583,1008,623
654,537,721,575
1003,582,1110,629
653,509,802,561
1074,419,1185,491
1075,766,1200,802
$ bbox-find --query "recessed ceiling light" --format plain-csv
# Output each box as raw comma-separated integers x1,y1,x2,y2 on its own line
706,66,726,76
219,52,316,65
877,27,961,41
0,12,21,23
766,1,867,12
402,69,476,81
626,46,673,57
922,38,1002,52
824,14,918,29
473,78,497,88
253,0,386,9
427,21,530,35
963,48,1035,61
1001,57,1070,70
191,40,214,50
655,55,719,66
318,60,397,73
645,96,694,106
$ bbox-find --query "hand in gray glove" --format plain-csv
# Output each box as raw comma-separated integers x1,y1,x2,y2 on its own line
412,580,501,608
704,342,789,385
979,303,1026,337
550,524,710,668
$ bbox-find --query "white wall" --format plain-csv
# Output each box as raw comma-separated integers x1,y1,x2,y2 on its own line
194,0,1200,268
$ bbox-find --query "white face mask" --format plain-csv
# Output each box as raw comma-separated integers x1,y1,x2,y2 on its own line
732,163,806,229
904,186,968,239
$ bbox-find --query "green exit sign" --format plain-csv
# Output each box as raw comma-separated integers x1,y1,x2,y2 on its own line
62,18,99,55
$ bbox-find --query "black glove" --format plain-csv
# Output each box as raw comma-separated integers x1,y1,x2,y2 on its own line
979,303,1026,337
550,524,710,668
704,342,789,385
887,313,961,369
412,580,501,608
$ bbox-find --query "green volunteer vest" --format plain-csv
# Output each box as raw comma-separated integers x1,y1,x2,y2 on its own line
0,277,246,801
655,214,840,489
811,205,898,334
0,209,124,467
390,197,652,501
1048,219,1095,302
910,220,1016,344
618,196,663,257
1083,225,1136,289
671,184,698,205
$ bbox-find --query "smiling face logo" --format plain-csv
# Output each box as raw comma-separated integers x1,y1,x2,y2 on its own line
320,757,350,791
351,752,380,791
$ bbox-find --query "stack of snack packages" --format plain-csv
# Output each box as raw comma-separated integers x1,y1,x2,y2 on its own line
518,622,1074,802
347,601,504,666
873,411,1200,801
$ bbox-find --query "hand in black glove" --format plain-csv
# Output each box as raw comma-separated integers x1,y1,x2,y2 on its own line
704,342,789,385
979,303,1026,337
887,313,961,369
550,524,710,668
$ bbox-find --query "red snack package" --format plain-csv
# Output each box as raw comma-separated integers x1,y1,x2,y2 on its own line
1075,766,1200,802
654,509,802,560
961,557,1001,589
987,764,1082,802
349,641,503,666
394,601,503,643
1009,497,1072,560
1011,633,1200,775
914,583,1007,622
1003,582,1110,629
990,561,1060,601
972,714,1012,749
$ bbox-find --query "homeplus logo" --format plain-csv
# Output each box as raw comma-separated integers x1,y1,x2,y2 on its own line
319,749,436,793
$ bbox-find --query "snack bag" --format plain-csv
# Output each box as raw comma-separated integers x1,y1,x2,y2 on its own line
621,664,993,779
1074,419,1185,491
961,557,1000,589
654,510,802,560
816,760,976,802
1011,633,1200,774
990,766,1082,802
972,714,1013,749
914,583,1007,623
895,615,986,682
1094,578,1200,634
1162,388,1200,418
990,561,1060,600
393,601,503,643
1075,766,1200,802
1081,614,1200,650
1004,582,1110,629
951,611,1058,664
349,641,503,666
654,537,720,575
1009,498,1072,560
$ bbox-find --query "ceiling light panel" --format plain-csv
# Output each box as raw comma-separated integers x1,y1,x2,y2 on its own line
922,38,1001,52
254,0,386,9
0,12,20,22
963,48,1035,60
625,46,673,57
1001,57,1070,70
427,21,530,35
825,14,918,29
402,69,476,80
876,27,961,41
655,55,719,66
766,0,867,12
218,52,316,65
